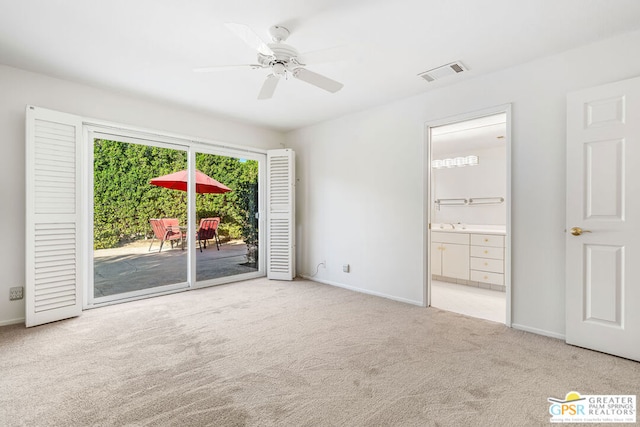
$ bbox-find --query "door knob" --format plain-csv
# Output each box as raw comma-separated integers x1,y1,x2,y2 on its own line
570,227,592,236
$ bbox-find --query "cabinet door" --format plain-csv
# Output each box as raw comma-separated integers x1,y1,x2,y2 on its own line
442,243,470,280
431,242,442,276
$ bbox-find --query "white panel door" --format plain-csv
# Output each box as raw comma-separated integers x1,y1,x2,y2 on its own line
566,75,640,361
26,106,84,327
267,149,295,280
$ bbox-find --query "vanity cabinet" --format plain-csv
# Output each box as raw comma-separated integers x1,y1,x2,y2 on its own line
431,230,506,291
431,232,469,281
431,242,442,276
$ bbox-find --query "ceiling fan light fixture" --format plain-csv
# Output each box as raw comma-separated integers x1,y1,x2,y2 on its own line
272,62,287,76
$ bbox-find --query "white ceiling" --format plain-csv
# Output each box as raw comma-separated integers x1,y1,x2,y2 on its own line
1,0,640,132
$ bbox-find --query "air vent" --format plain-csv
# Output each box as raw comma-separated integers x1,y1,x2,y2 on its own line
418,61,467,82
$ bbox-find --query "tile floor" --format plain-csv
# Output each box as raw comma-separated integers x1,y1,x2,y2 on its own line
430,280,506,324
93,240,256,298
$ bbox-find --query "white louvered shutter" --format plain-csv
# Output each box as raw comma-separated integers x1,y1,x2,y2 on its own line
267,149,295,280
25,106,83,327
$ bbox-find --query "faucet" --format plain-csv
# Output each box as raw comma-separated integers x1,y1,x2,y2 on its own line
448,223,455,229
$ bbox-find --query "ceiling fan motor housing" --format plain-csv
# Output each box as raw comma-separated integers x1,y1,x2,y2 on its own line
258,43,299,69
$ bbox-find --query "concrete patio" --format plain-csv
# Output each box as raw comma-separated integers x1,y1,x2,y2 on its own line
93,239,258,298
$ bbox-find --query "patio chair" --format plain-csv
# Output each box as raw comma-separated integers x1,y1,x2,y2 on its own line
149,218,183,252
197,217,221,252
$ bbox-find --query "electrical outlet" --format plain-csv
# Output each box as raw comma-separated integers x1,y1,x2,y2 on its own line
10,287,23,301
343,264,350,273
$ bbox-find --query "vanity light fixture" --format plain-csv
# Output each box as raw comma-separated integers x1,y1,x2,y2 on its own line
466,155,479,166
431,155,479,169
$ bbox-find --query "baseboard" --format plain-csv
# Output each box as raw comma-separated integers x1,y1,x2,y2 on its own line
300,275,424,306
0,317,25,327
511,323,565,340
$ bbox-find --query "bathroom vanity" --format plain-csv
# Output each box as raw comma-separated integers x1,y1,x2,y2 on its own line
431,226,506,292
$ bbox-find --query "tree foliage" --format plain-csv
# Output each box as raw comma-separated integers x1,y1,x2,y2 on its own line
93,139,258,249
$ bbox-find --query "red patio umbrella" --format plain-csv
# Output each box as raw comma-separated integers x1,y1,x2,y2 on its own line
149,169,232,194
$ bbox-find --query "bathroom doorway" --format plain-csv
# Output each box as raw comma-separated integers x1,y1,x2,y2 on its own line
426,106,511,325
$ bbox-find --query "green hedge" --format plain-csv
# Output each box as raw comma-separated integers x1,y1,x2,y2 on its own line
93,139,258,249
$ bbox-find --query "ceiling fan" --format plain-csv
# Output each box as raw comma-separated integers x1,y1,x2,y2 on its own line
194,23,344,100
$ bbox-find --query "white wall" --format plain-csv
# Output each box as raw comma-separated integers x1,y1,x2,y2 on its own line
287,29,640,337
434,145,507,225
0,65,284,325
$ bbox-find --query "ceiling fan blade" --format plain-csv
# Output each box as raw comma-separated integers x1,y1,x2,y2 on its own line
193,64,262,73
257,74,279,100
225,23,274,57
292,68,343,93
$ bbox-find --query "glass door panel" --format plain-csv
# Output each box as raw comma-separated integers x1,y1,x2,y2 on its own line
194,152,260,283
92,138,188,302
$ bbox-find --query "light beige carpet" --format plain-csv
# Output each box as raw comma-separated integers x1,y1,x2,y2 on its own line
0,278,638,426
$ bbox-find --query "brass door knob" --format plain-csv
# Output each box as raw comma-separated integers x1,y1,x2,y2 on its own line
570,227,592,236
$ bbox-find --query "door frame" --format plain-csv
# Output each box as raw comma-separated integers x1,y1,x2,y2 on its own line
423,104,512,326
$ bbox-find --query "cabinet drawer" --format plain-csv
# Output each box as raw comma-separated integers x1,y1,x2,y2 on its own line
432,231,469,245
470,257,504,273
470,270,504,285
470,245,504,259
470,234,504,247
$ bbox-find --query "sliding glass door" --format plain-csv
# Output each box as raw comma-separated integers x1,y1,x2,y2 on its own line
193,150,262,286
88,131,265,307
91,135,189,304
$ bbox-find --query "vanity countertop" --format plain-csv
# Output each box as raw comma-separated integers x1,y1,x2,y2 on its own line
431,224,506,236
